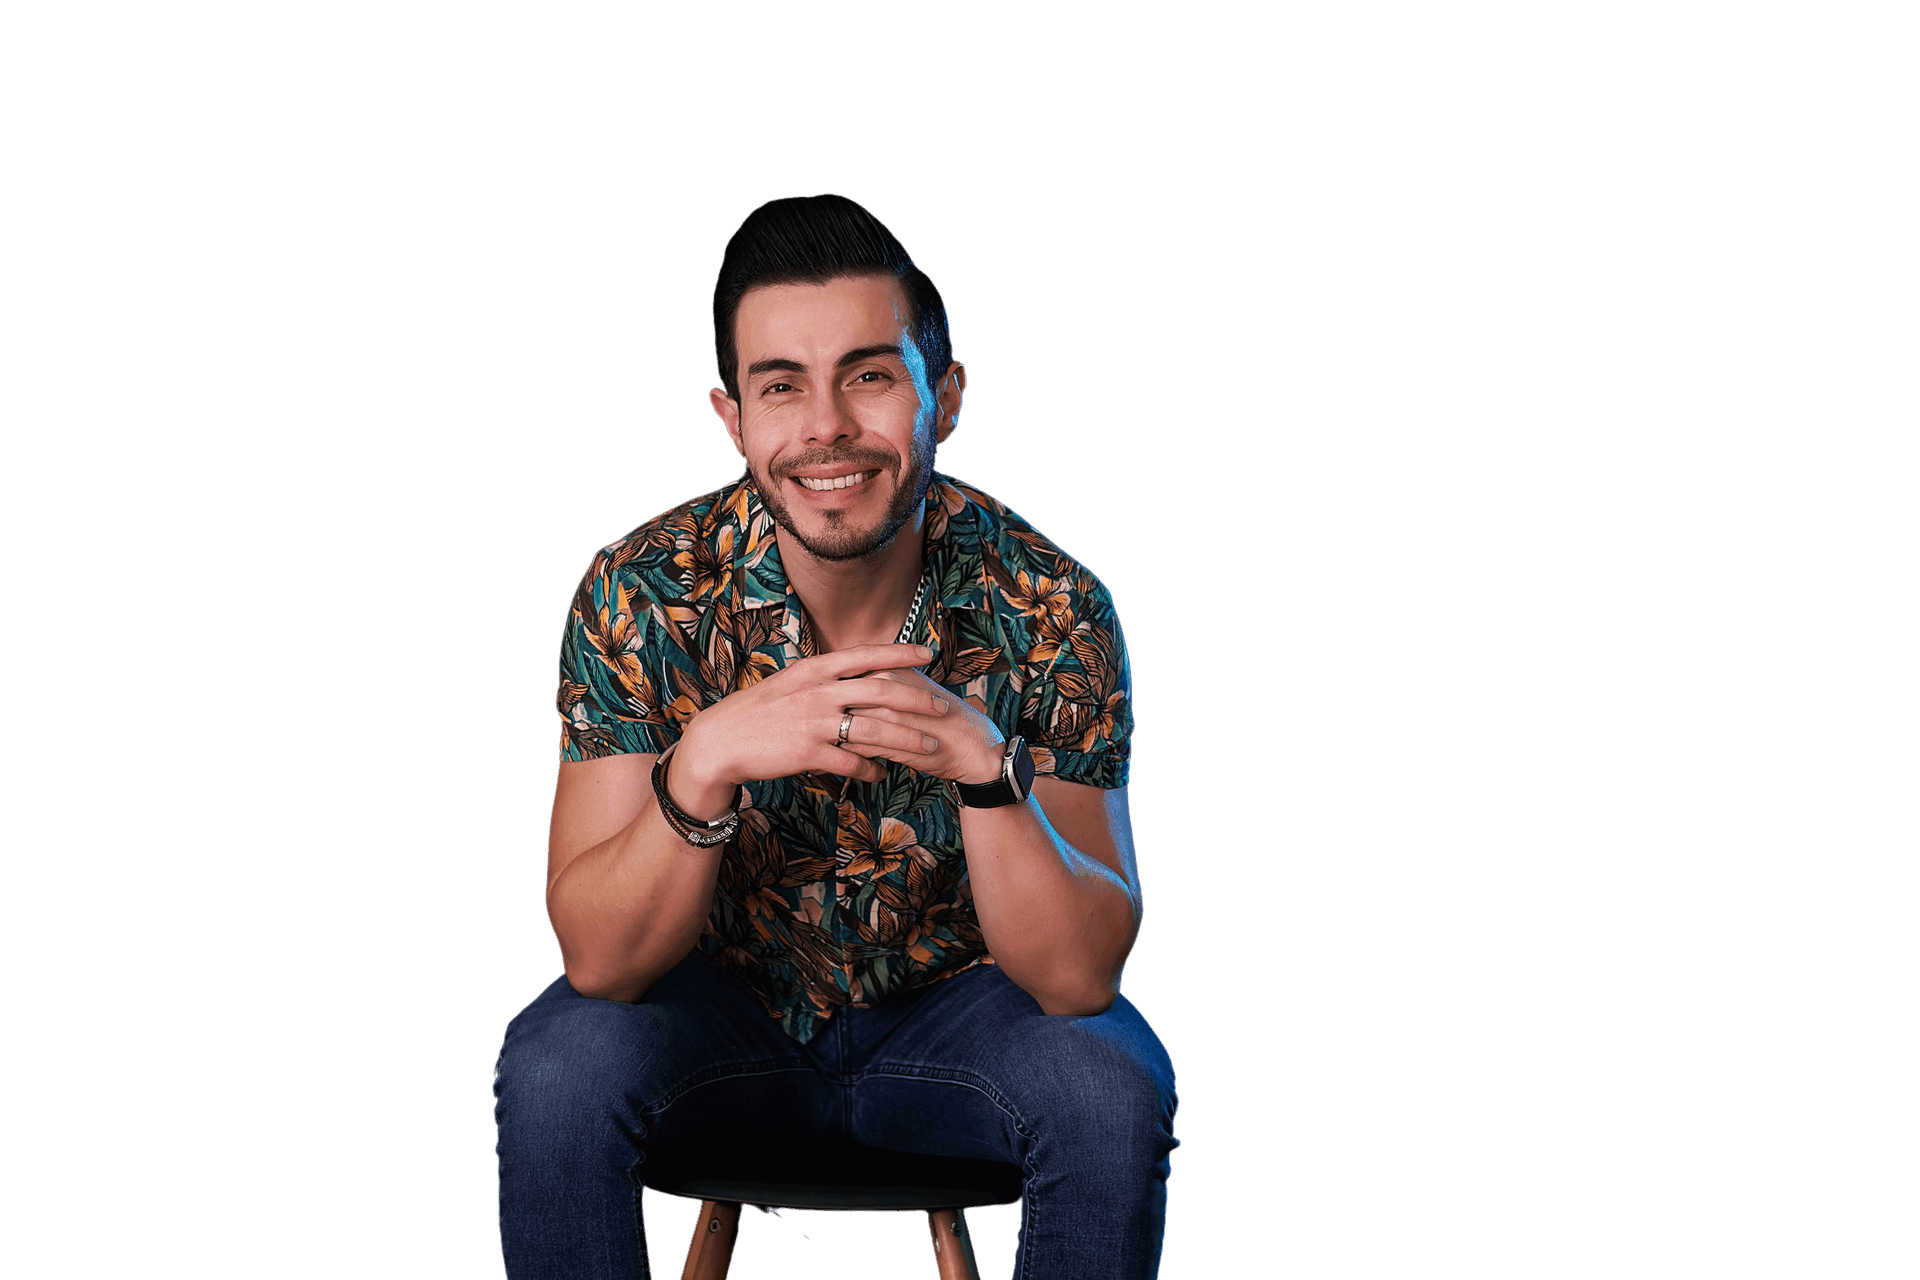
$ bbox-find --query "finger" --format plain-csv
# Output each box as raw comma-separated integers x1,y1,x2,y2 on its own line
840,717,936,756
828,676,951,716
815,745,888,783
839,713,939,758
810,644,932,679
866,667,961,700
847,668,973,719
847,705,938,730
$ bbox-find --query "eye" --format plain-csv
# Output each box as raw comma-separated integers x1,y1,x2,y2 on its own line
761,381,795,395
853,370,888,384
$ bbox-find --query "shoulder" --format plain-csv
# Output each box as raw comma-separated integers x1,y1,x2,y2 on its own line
934,474,1121,620
574,477,756,602
558,483,753,757
936,478,1133,778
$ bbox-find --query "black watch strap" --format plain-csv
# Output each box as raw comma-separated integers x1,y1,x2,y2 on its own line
954,735,1035,808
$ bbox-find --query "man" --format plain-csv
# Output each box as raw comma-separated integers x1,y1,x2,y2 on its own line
494,194,1176,1278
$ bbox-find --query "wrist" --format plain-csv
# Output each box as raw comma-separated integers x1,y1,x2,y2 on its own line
955,736,1006,787
664,732,739,822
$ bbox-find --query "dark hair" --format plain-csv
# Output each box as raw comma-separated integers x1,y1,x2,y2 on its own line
713,194,952,401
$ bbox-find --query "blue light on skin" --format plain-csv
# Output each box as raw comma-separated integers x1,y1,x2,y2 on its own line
898,318,937,433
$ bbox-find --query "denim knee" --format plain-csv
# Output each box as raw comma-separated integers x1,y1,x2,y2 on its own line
494,980,670,1167
999,1003,1178,1177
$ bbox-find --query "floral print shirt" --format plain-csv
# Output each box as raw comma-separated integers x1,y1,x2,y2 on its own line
558,472,1132,1043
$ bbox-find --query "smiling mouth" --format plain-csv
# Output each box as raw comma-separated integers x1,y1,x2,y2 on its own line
793,470,880,492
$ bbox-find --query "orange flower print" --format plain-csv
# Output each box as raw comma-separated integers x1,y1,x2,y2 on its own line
837,805,935,882
673,524,734,601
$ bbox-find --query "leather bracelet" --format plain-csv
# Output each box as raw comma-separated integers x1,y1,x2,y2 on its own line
650,742,741,847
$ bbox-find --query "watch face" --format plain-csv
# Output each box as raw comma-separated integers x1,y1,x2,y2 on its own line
1009,736,1035,795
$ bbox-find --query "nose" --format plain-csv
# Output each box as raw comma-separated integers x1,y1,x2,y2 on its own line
802,379,859,447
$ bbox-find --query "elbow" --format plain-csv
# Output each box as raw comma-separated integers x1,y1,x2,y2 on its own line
1024,968,1122,1017
1037,907,1138,1016
548,897,653,1002
556,935,652,1003
563,962,650,1004
1001,913,1136,1017
559,934,699,1003
1035,985,1119,1017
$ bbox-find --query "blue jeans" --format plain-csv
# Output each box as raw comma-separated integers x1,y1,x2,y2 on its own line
494,950,1178,1278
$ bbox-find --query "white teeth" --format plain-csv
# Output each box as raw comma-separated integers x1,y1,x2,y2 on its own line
795,470,877,492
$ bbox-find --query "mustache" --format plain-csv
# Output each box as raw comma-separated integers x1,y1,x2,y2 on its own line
772,448,899,479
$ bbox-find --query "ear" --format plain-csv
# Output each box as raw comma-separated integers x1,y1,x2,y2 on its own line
710,387,745,456
934,363,966,444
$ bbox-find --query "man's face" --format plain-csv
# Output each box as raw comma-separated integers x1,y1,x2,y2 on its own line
713,274,961,564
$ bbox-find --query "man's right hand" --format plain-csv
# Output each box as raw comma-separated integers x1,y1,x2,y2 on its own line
666,644,951,820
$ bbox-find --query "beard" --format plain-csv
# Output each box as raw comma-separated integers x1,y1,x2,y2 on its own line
753,430,937,564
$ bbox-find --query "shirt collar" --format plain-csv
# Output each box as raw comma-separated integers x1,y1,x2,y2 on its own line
727,471,993,620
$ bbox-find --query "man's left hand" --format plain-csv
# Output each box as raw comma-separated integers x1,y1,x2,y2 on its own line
840,666,1007,787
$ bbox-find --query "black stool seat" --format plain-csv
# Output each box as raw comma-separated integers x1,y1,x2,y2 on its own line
641,1122,1023,1211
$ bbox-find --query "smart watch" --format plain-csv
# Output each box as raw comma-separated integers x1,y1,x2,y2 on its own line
953,735,1036,809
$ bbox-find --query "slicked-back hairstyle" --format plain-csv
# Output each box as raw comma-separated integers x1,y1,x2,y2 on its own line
713,194,952,402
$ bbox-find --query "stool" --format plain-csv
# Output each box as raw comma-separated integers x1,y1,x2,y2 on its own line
641,1122,1024,1280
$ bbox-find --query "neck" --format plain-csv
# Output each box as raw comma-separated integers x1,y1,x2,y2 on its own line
777,509,927,654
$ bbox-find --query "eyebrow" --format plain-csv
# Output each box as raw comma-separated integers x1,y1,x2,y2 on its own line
834,344,904,370
744,357,805,380
744,344,906,383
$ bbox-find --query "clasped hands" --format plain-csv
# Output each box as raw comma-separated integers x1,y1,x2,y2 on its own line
666,644,1005,822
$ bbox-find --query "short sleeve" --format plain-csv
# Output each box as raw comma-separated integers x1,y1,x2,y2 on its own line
1017,572,1133,789
557,549,682,762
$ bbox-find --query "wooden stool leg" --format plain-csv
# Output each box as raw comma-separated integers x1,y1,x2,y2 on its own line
927,1207,980,1280
679,1200,741,1280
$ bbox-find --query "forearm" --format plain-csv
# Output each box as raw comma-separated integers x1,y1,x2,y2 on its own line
961,795,1140,1015
546,795,724,1003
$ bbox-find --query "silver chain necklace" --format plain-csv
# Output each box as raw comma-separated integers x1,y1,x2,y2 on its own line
894,569,932,646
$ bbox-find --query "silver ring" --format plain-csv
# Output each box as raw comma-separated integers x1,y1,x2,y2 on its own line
837,711,854,745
